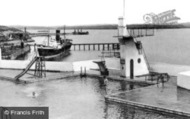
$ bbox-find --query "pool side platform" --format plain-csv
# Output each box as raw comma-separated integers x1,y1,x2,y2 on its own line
0,69,156,87
0,57,158,86
105,77,190,118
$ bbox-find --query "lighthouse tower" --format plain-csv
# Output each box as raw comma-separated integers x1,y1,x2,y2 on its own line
118,0,149,78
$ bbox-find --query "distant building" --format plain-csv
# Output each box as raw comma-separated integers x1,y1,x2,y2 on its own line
0,32,7,41
1,31,30,41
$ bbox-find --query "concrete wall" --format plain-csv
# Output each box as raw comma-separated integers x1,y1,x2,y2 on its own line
0,59,100,72
45,61,73,72
72,58,120,72
178,71,190,90
105,58,120,69
0,57,120,74
0,60,73,72
150,62,190,76
151,62,190,90
0,60,30,69
108,68,121,76
125,39,149,76
72,59,99,72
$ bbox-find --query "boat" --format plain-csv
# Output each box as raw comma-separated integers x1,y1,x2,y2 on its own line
72,29,89,35
37,30,72,60
38,30,50,33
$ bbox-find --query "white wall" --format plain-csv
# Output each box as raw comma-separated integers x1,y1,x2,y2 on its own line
45,61,73,71
0,60,73,72
105,58,120,69
178,71,190,90
119,37,149,77
125,38,149,76
72,60,99,72
0,58,120,74
150,62,190,76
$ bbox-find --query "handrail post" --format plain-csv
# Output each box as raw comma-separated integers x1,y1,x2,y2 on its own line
0,48,1,61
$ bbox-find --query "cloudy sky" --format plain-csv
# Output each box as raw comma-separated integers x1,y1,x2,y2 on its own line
0,0,188,26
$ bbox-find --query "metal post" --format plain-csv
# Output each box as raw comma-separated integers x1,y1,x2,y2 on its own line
98,44,100,51
107,44,109,51
22,27,27,41
116,44,119,50
79,44,80,50
39,58,42,78
0,48,1,60
41,57,46,78
146,29,147,36
48,35,50,46
93,44,95,50
88,44,90,50
84,45,85,51
138,29,140,37
80,67,82,75
103,44,104,51
84,67,86,76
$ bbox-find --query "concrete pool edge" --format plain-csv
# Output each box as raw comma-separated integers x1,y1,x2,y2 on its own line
105,77,190,118
105,96,190,118
0,69,156,85
2,69,186,118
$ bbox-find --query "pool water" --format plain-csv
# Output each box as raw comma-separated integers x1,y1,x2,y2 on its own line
0,76,181,119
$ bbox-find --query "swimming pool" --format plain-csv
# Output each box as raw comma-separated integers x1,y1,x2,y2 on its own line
0,76,179,119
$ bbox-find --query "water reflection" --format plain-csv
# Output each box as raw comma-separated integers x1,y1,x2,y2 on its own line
120,80,127,91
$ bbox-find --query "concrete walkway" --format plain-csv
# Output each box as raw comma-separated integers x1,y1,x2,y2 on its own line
0,68,156,87
105,77,190,117
0,69,77,83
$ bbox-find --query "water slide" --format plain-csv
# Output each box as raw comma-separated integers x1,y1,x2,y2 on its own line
14,57,38,81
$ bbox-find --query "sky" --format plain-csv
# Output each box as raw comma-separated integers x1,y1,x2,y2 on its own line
0,0,189,26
